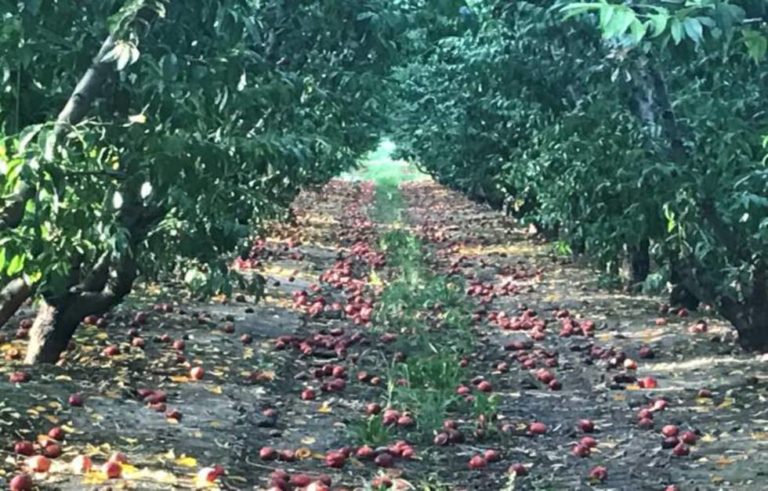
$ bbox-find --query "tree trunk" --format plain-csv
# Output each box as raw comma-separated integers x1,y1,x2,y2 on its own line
733,316,768,351
668,259,701,310
24,300,86,363
24,275,135,364
24,200,162,364
0,278,33,329
629,239,650,285
728,261,768,351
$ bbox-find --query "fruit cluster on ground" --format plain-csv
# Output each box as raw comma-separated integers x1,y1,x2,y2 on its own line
2,174,767,490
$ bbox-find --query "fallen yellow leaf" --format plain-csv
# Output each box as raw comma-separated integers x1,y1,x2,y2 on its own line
717,397,735,409
207,385,223,395
81,470,108,485
318,401,332,414
715,456,734,467
295,447,312,460
175,455,197,468
300,436,316,445
170,375,190,383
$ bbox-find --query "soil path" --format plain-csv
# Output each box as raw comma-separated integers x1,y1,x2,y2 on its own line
0,178,766,491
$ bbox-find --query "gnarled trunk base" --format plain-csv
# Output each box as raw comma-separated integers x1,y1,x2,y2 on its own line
24,299,90,364
735,321,768,352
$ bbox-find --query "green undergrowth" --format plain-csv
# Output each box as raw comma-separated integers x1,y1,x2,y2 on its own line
354,178,478,442
372,178,405,224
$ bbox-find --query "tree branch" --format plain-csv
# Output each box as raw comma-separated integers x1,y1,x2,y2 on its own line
0,35,116,232
0,278,33,329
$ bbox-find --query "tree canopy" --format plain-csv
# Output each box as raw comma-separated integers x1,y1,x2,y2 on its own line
1,0,768,359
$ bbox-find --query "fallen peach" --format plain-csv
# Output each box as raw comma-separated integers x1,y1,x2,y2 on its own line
27,455,51,473
529,422,547,435
588,465,607,482
102,461,122,479
578,419,595,433
468,455,487,469
190,366,205,380
9,474,33,491
71,455,92,474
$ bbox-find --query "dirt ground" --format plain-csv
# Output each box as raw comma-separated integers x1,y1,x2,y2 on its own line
1,178,767,491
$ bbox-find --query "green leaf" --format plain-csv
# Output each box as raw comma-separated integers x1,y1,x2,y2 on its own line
6,254,24,276
559,2,604,20
743,29,767,62
599,5,615,31
0,247,6,273
682,18,703,44
600,6,637,40
629,19,647,43
647,13,669,37
670,19,684,44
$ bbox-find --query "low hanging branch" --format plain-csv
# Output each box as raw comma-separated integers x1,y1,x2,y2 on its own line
0,278,33,329
0,35,116,231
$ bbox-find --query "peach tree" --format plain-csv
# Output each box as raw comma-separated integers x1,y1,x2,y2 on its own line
391,1,768,349
0,0,404,362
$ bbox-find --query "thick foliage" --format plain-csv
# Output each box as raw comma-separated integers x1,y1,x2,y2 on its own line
392,1,768,349
0,0,402,298
0,0,405,362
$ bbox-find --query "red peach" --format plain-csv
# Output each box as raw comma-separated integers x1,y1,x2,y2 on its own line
356,445,376,460
572,444,590,457
108,452,128,464
71,455,92,474
484,449,501,462
680,431,697,445
468,455,487,469
10,474,33,491
301,388,316,400
190,366,205,380
366,403,381,415
578,419,595,433
42,444,62,459
14,441,34,456
529,422,547,434
27,455,51,473
580,436,597,448
68,393,84,406
638,377,658,389
102,461,122,478
477,380,493,392
661,425,679,437
672,443,690,456
588,465,607,481
259,447,278,461
374,453,394,468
